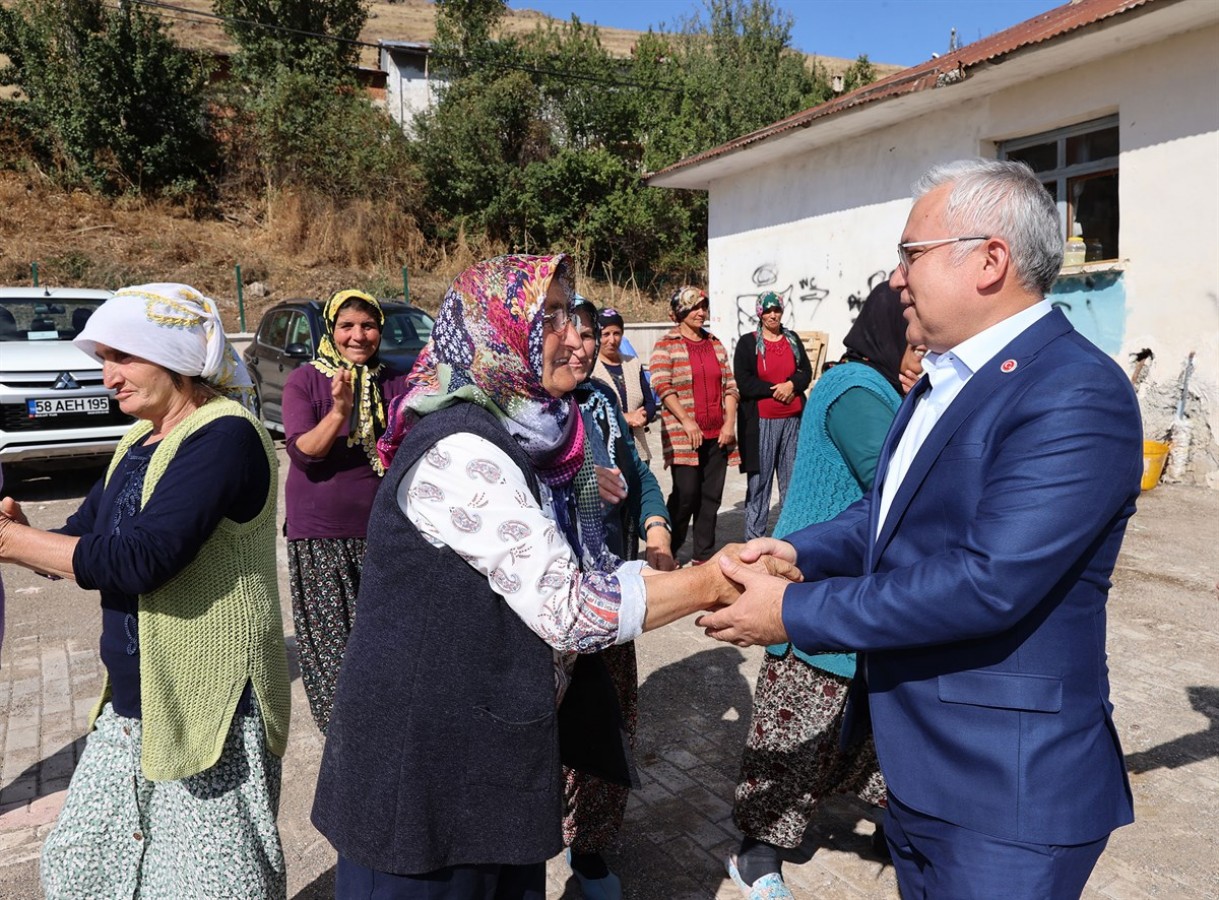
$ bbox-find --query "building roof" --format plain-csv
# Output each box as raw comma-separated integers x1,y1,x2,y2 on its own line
648,0,1205,188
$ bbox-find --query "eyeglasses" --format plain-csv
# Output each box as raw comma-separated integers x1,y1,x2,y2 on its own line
541,307,573,335
897,236,989,273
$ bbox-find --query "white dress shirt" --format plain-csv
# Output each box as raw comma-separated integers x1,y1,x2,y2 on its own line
875,300,1053,534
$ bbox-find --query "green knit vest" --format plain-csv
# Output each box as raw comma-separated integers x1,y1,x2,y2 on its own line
88,397,291,781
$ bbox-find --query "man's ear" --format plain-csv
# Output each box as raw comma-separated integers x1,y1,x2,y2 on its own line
977,238,1010,291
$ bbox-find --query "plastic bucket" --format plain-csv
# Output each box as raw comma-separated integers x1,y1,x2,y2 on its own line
1141,440,1170,491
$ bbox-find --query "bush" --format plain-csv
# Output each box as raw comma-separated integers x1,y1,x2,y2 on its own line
0,0,213,196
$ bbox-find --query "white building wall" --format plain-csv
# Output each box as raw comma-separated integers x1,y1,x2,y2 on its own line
702,23,1219,482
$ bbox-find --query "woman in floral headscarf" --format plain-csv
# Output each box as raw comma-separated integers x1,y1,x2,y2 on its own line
0,284,290,899
311,256,792,900
282,289,410,733
733,291,813,541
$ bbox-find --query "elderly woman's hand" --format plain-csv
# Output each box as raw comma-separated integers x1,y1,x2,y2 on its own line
0,496,29,560
1,496,29,527
644,520,676,571
594,466,628,506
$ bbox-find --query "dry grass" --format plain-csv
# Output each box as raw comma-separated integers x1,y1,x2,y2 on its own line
0,168,677,328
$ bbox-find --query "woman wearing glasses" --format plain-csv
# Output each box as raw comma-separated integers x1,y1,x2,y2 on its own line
312,255,797,900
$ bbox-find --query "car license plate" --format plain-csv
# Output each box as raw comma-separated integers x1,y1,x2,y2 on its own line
26,396,110,417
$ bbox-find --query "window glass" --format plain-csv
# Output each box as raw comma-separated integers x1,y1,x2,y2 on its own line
1067,126,1119,166
1070,172,1119,261
0,299,103,342
383,309,434,351
999,115,1119,265
262,311,291,349
286,312,313,353
1007,141,1057,173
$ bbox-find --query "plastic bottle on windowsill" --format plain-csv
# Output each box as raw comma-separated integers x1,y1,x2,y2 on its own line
1064,236,1087,267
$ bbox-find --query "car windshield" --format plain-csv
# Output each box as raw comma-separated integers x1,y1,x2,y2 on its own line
0,298,106,342
381,309,434,353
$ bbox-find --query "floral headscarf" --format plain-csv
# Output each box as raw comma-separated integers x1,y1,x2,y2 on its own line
377,254,584,487
754,290,802,362
74,283,255,412
311,289,388,475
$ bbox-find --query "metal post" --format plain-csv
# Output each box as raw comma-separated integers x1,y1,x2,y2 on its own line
235,264,246,332
31,262,39,286
402,266,410,304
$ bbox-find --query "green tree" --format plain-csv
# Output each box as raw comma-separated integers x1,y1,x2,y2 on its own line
433,0,506,76
214,0,368,83
0,0,213,195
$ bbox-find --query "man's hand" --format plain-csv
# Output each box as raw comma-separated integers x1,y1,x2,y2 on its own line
717,425,736,448
699,543,802,607
734,537,798,566
696,554,794,646
625,407,648,428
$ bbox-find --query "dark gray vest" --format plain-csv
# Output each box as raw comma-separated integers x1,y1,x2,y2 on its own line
311,402,562,874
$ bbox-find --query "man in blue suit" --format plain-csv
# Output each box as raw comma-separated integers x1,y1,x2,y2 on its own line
699,159,1141,898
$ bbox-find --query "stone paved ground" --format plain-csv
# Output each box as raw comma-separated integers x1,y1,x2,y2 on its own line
1,440,1216,900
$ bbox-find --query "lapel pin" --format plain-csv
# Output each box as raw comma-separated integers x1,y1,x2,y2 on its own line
1000,359,1018,373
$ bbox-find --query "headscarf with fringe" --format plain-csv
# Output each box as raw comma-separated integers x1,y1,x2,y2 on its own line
571,297,624,569
754,290,802,362
74,283,255,412
311,289,388,475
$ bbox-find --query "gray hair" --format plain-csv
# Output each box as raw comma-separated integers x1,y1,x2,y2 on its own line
913,159,1063,295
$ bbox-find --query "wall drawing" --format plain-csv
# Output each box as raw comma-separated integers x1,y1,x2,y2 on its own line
845,270,892,317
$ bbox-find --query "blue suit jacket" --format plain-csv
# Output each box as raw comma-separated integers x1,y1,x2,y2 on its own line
781,309,1140,845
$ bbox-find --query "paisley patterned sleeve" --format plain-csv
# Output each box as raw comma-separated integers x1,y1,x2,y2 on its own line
397,432,647,652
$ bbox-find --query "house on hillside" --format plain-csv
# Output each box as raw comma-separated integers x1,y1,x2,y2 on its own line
647,0,1219,485
379,41,443,134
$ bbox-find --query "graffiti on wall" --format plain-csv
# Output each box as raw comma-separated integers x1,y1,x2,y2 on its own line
1047,270,1126,355
731,264,893,340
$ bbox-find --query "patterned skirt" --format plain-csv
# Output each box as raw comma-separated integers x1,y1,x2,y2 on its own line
562,641,638,853
733,649,887,849
288,537,367,732
41,702,285,899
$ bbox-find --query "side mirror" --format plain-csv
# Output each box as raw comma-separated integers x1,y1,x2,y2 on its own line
284,342,312,359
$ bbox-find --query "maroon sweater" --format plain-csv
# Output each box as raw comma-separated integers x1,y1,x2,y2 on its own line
283,364,409,540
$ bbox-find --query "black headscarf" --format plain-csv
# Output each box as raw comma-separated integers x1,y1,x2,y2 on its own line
841,281,908,394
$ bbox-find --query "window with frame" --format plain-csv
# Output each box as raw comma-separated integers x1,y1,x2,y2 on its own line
999,115,1119,263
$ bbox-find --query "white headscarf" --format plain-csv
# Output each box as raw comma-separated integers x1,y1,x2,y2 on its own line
74,283,255,411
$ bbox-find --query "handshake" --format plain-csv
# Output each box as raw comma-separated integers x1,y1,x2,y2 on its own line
642,538,803,647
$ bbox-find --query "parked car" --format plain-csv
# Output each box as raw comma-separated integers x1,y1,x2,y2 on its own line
242,298,434,432
0,287,134,466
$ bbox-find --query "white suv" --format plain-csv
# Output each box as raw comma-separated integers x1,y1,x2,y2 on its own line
0,287,133,465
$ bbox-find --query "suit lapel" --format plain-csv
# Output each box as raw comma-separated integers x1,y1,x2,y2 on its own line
871,309,1074,563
